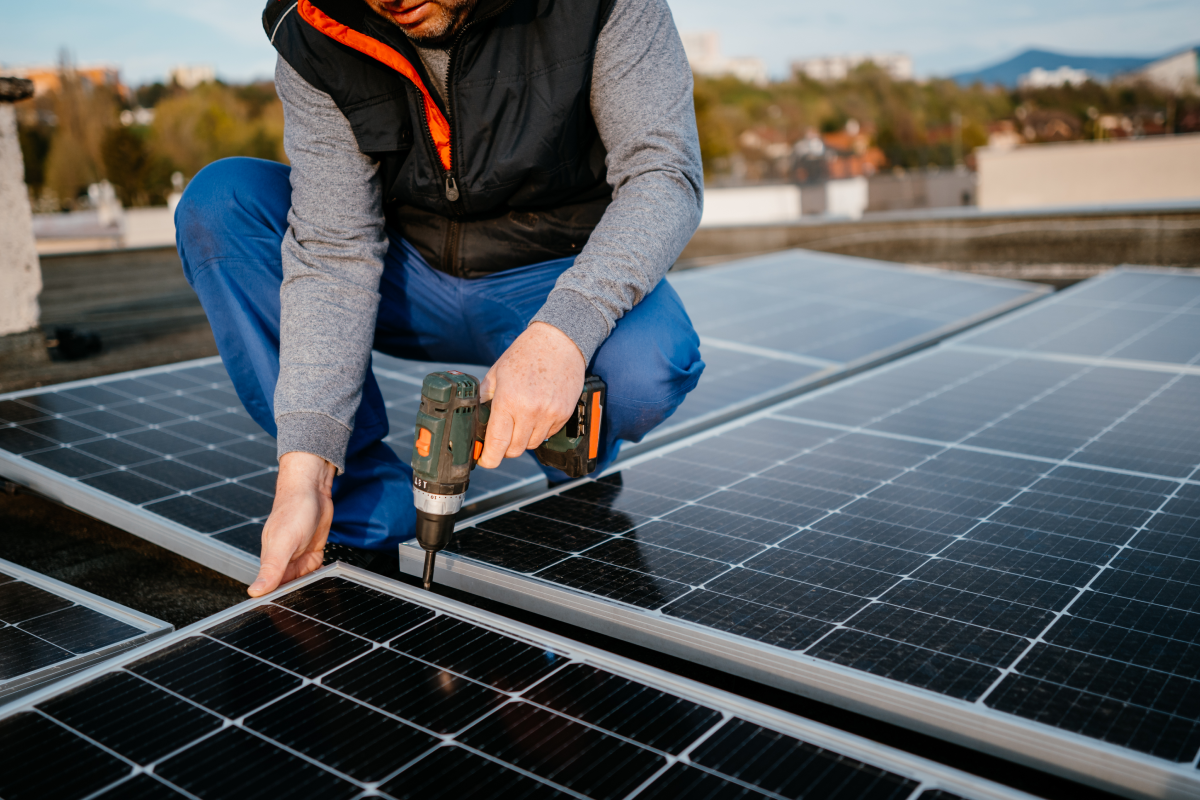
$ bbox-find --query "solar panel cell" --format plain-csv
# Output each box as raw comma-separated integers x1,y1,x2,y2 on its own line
379,746,571,800
458,701,668,799
205,605,372,678
19,605,142,653
127,636,303,717
271,575,435,641
688,718,916,799
0,712,130,800
244,685,439,781
0,626,71,678
93,775,190,799
663,590,833,649
143,495,248,532
155,726,360,799
522,662,723,754
322,646,510,733
38,671,223,763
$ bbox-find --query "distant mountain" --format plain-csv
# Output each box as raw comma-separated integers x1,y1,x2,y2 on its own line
952,48,1156,87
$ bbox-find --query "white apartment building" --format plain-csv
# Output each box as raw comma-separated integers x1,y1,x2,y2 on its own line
792,53,913,82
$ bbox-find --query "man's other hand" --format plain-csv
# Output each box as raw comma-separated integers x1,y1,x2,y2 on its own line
247,452,336,597
479,322,586,468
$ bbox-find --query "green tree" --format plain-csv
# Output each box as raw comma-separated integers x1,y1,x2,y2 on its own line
150,82,285,178
43,55,120,208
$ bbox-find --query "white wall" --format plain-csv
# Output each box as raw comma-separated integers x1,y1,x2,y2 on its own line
699,185,802,227
977,134,1200,210
826,177,868,219
0,104,41,337
124,207,177,249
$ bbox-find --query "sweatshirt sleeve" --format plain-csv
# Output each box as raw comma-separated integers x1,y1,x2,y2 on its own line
273,57,389,473
531,0,704,363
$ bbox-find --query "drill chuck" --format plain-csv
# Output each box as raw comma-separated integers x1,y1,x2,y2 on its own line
412,486,465,517
412,486,464,590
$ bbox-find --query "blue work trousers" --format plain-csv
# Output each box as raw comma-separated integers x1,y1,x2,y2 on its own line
175,158,704,551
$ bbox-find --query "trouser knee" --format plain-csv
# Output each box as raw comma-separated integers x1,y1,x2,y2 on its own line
175,157,291,287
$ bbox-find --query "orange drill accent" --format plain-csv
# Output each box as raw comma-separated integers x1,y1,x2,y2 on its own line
473,440,483,461
416,427,433,458
589,392,602,459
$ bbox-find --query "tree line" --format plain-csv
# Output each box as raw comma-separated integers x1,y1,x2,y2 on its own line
17,62,284,211
16,59,1199,210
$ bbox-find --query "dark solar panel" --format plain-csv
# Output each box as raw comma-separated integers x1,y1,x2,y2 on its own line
0,558,171,702
0,565,1031,800
402,269,1200,799
0,254,1044,585
0,354,544,583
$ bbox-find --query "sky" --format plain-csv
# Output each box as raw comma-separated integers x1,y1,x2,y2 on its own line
1,0,1196,85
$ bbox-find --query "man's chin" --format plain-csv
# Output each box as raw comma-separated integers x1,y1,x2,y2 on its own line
383,13,454,43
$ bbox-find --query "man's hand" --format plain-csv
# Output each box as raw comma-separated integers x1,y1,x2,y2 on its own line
247,452,336,597
478,322,586,468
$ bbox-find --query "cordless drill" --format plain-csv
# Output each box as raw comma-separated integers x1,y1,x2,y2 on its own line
411,370,606,590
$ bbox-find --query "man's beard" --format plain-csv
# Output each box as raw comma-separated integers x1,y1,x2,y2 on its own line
383,0,475,45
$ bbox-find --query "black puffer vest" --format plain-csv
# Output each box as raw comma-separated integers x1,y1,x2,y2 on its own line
264,0,615,277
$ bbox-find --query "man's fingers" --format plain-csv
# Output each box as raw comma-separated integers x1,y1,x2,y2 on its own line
280,549,324,586
479,370,497,403
248,549,288,598
506,415,536,458
526,417,560,450
479,408,514,468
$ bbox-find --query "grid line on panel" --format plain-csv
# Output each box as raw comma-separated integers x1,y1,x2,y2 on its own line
978,464,1200,762
954,270,1200,369
778,341,1200,488
1003,274,1171,355
763,414,1200,491
780,360,1196,711
975,461,1198,704
949,344,1200,378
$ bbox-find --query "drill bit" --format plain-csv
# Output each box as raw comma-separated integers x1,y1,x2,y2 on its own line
422,550,437,591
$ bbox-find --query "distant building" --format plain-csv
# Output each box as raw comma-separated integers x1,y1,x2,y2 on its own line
977,134,1200,210
681,31,769,86
1018,66,1091,89
9,65,125,98
169,65,216,90
792,53,913,83
1122,48,1199,95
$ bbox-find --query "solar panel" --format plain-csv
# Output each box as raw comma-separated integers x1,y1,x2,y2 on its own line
0,564,1035,800
644,250,1049,450
0,354,544,583
0,557,171,703
399,268,1200,799
953,267,1200,368
0,251,1044,585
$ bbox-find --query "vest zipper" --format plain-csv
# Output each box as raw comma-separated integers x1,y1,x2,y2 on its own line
418,0,515,272
439,0,513,203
